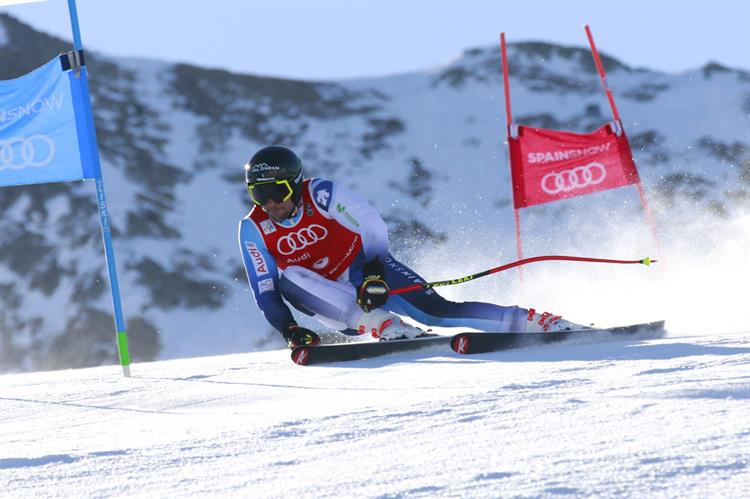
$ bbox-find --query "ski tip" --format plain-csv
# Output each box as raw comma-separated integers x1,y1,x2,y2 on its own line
291,347,310,366
451,334,470,354
641,257,656,266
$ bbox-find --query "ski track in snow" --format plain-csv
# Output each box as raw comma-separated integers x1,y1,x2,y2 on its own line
1,332,750,498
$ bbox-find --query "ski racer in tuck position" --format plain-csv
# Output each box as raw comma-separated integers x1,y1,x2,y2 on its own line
239,145,583,348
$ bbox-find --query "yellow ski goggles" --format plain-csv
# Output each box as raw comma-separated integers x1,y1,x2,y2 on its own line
247,178,295,206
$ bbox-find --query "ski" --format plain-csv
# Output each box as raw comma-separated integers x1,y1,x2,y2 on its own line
291,335,451,366
291,321,666,364
450,320,666,355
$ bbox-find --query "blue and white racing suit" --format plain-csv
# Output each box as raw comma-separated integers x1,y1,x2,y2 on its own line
238,178,527,339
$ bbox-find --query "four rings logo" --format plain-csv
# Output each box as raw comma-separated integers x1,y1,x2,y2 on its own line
277,224,328,255
0,135,56,171
541,162,607,195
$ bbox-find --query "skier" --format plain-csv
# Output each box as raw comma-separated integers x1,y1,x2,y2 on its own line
238,145,581,348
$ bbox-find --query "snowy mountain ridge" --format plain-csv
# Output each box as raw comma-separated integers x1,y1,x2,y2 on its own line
0,13,748,373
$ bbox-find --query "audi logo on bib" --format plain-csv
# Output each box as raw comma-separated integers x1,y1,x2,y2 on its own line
277,225,328,255
0,135,56,170
541,162,607,195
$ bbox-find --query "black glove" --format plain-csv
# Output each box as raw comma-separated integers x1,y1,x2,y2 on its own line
284,324,321,348
356,256,389,313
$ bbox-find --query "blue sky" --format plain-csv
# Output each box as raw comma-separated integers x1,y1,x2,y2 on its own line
2,0,749,80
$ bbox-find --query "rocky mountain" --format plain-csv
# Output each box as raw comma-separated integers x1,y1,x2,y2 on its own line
1,14,748,373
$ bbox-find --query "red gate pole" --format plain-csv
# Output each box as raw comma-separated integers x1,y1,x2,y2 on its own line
501,33,513,127
584,25,662,254
501,32,526,289
584,25,621,122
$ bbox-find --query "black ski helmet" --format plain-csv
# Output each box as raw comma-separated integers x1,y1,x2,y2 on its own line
244,145,304,206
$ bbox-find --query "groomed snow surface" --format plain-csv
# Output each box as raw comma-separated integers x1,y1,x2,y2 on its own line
2,330,749,498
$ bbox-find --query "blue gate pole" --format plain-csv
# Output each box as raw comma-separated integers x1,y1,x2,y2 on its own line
67,0,131,377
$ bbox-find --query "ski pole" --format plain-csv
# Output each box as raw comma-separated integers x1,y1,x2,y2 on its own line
388,255,655,296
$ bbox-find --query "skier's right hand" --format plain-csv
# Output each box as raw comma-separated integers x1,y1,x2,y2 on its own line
284,324,321,348
357,256,389,312
357,277,389,312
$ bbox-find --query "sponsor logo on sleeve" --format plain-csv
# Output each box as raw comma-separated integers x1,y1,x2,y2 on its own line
258,278,275,294
245,242,269,276
313,180,333,211
335,203,360,227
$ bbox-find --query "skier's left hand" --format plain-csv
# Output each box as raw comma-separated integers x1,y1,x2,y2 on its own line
285,324,321,348
357,257,389,312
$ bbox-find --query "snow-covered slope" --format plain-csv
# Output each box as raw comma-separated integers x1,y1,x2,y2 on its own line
0,14,748,373
1,332,749,497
